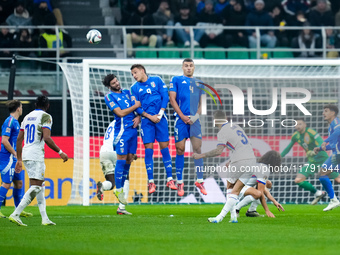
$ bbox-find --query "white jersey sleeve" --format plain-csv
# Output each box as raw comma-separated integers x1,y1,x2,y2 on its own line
100,120,116,153
22,110,53,161
217,123,256,163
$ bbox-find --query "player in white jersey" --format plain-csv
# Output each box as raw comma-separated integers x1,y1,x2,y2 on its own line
193,111,282,223
8,96,68,227
96,120,134,215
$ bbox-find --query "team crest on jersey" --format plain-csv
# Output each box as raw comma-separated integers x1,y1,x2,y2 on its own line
126,94,130,100
195,81,200,87
170,83,173,88
110,102,115,107
121,148,124,153
151,82,156,88
304,133,310,143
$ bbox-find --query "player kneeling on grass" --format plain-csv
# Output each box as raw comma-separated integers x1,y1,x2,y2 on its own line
9,96,68,227
97,120,136,215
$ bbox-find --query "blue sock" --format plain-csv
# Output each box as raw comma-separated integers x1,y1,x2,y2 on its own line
0,186,8,210
145,148,154,181
115,159,126,189
319,175,335,199
161,147,173,179
13,188,23,207
122,164,131,186
195,158,204,180
176,154,184,181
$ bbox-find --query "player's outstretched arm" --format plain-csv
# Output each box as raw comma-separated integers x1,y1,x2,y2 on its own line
192,145,225,159
264,188,285,212
169,91,190,124
42,128,68,162
14,130,24,173
1,135,17,158
280,140,295,158
258,183,275,218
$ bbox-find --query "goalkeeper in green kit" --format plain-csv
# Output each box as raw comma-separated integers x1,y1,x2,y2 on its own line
281,119,340,204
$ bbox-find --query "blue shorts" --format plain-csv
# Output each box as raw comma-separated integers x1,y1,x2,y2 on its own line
141,115,169,144
322,154,340,171
113,128,137,155
0,158,23,184
174,117,202,143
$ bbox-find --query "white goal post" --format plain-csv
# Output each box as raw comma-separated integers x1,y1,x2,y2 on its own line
60,59,340,206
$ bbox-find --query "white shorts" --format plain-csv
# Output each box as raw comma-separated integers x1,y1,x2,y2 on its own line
227,158,257,181
100,151,117,175
238,185,251,201
23,160,46,181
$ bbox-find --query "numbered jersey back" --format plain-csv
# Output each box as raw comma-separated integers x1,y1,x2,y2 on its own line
217,123,255,162
100,120,116,153
21,109,53,161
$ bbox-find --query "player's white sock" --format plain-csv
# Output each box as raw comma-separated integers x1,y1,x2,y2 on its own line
315,190,323,197
36,184,49,222
123,180,129,200
249,199,261,211
12,185,42,216
226,189,232,200
196,179,204,183
149,179,154,183
235,195,255,211
177,180,183,184
217,194,239,220
102,181,112,191
119,203,125,210
167,177,173,182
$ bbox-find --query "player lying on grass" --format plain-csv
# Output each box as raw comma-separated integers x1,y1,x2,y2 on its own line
103,74,141,205
235,179,284,217
314,104,340,211
169,58,207,196
131,64,177,194
9,96,68,227
281,118,340,205
97,121,137,215
0,100,32,219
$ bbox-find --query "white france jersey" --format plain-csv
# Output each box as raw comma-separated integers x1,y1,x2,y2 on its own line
217,123,256,163
100,121,116,153
21,109,53,162
245,163,270,186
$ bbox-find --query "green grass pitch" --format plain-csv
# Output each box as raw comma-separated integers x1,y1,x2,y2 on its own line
0,204,339,255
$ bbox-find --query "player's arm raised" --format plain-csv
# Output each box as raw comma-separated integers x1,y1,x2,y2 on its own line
280,139,295,158
14,130,24,173
42,128,68,162
192,145,225,159
1,135,17,158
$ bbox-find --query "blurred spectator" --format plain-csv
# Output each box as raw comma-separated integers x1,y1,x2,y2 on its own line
336,10,340,26
281,0,310,17
120,0,138,25
38,13,72,59
196,0,205,14
325,28,340,58
173,3,204,46
286,10,307,38
223,0,248,48
32,1,52,26
197,0,228,48
329,0,340,14
126,1,157,57
6,1,32,34
246,0,277,48
309,0,334,35
171,0,196,16
269,5,289,46
291,22,322,57
152,0,175,46
215,0,230,15
263,0,282,12
13,29,35,57
0,0,15,24
33,0,65,27
243,0,255,11
0,22,13,59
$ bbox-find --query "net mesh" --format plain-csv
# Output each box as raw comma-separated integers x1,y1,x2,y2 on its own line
59,60,340,205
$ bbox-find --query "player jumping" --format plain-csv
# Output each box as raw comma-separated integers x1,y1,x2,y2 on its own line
281,118,340,204
169,58,206,196
103,74,141,205
314,104,340,211
130,64,176,194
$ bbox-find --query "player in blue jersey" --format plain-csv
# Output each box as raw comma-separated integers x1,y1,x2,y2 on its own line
130,64,177,194
0,100,32,218
314,104,340,211
103,74,141,205
169,58,207,196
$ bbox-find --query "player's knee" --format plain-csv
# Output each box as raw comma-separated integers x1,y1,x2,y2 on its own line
253,190,262,200
193,147,201,154
176,147,185,155
13,180,23,189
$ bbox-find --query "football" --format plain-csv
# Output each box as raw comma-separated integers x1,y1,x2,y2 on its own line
86,29,102,44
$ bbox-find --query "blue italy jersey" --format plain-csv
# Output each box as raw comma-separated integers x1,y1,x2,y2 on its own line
169,75,205,116
325,117,340,154
104,89,135,131
131,75,168,115
0,116,20,162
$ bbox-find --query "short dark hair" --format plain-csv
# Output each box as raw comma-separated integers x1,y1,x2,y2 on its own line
130,64,146,74
324,104,339,115
258,150,282,169
295,118,305,122
213,110,226,120
6,100,21,113
102,74,117,88
35,95,49,110
182,58,194,64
